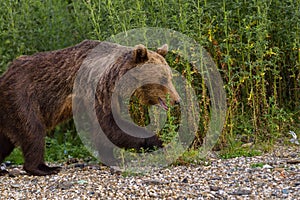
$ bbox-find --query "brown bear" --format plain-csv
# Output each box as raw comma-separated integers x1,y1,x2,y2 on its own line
0,40,180,176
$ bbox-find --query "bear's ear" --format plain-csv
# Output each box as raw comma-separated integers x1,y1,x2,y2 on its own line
156,44,168,57
133,44,148,63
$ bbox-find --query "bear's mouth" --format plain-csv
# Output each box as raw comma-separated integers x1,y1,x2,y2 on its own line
158,97,168,111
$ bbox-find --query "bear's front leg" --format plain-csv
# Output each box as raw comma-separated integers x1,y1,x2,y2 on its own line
22,139,61,176
98,145,120,166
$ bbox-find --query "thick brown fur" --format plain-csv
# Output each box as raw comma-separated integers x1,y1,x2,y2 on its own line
0,40,180,175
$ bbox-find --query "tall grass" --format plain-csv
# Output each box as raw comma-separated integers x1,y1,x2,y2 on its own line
0,0,299,158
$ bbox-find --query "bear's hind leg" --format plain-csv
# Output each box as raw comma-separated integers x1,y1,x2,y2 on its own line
0,134,15,163
0,134,15,175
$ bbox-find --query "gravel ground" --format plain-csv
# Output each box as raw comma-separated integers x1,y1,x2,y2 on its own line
0,145,299,199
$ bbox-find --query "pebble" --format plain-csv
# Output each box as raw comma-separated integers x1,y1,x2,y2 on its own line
0,145,299,199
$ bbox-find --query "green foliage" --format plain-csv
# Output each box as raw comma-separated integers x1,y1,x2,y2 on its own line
220,141,262,159
45,131,94,163
158,95,180,145
220,148,262,159
173,149,206,166
0,0,299,162
4,148,24,165
251,162,265,168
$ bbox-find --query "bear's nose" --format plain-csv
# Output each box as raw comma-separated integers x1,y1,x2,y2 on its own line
174,99,180,105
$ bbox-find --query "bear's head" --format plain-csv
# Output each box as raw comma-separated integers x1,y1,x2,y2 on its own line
129,44,180,111
89,41,180,115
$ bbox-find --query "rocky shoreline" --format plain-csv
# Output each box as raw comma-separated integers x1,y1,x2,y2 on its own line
0,145,299,199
